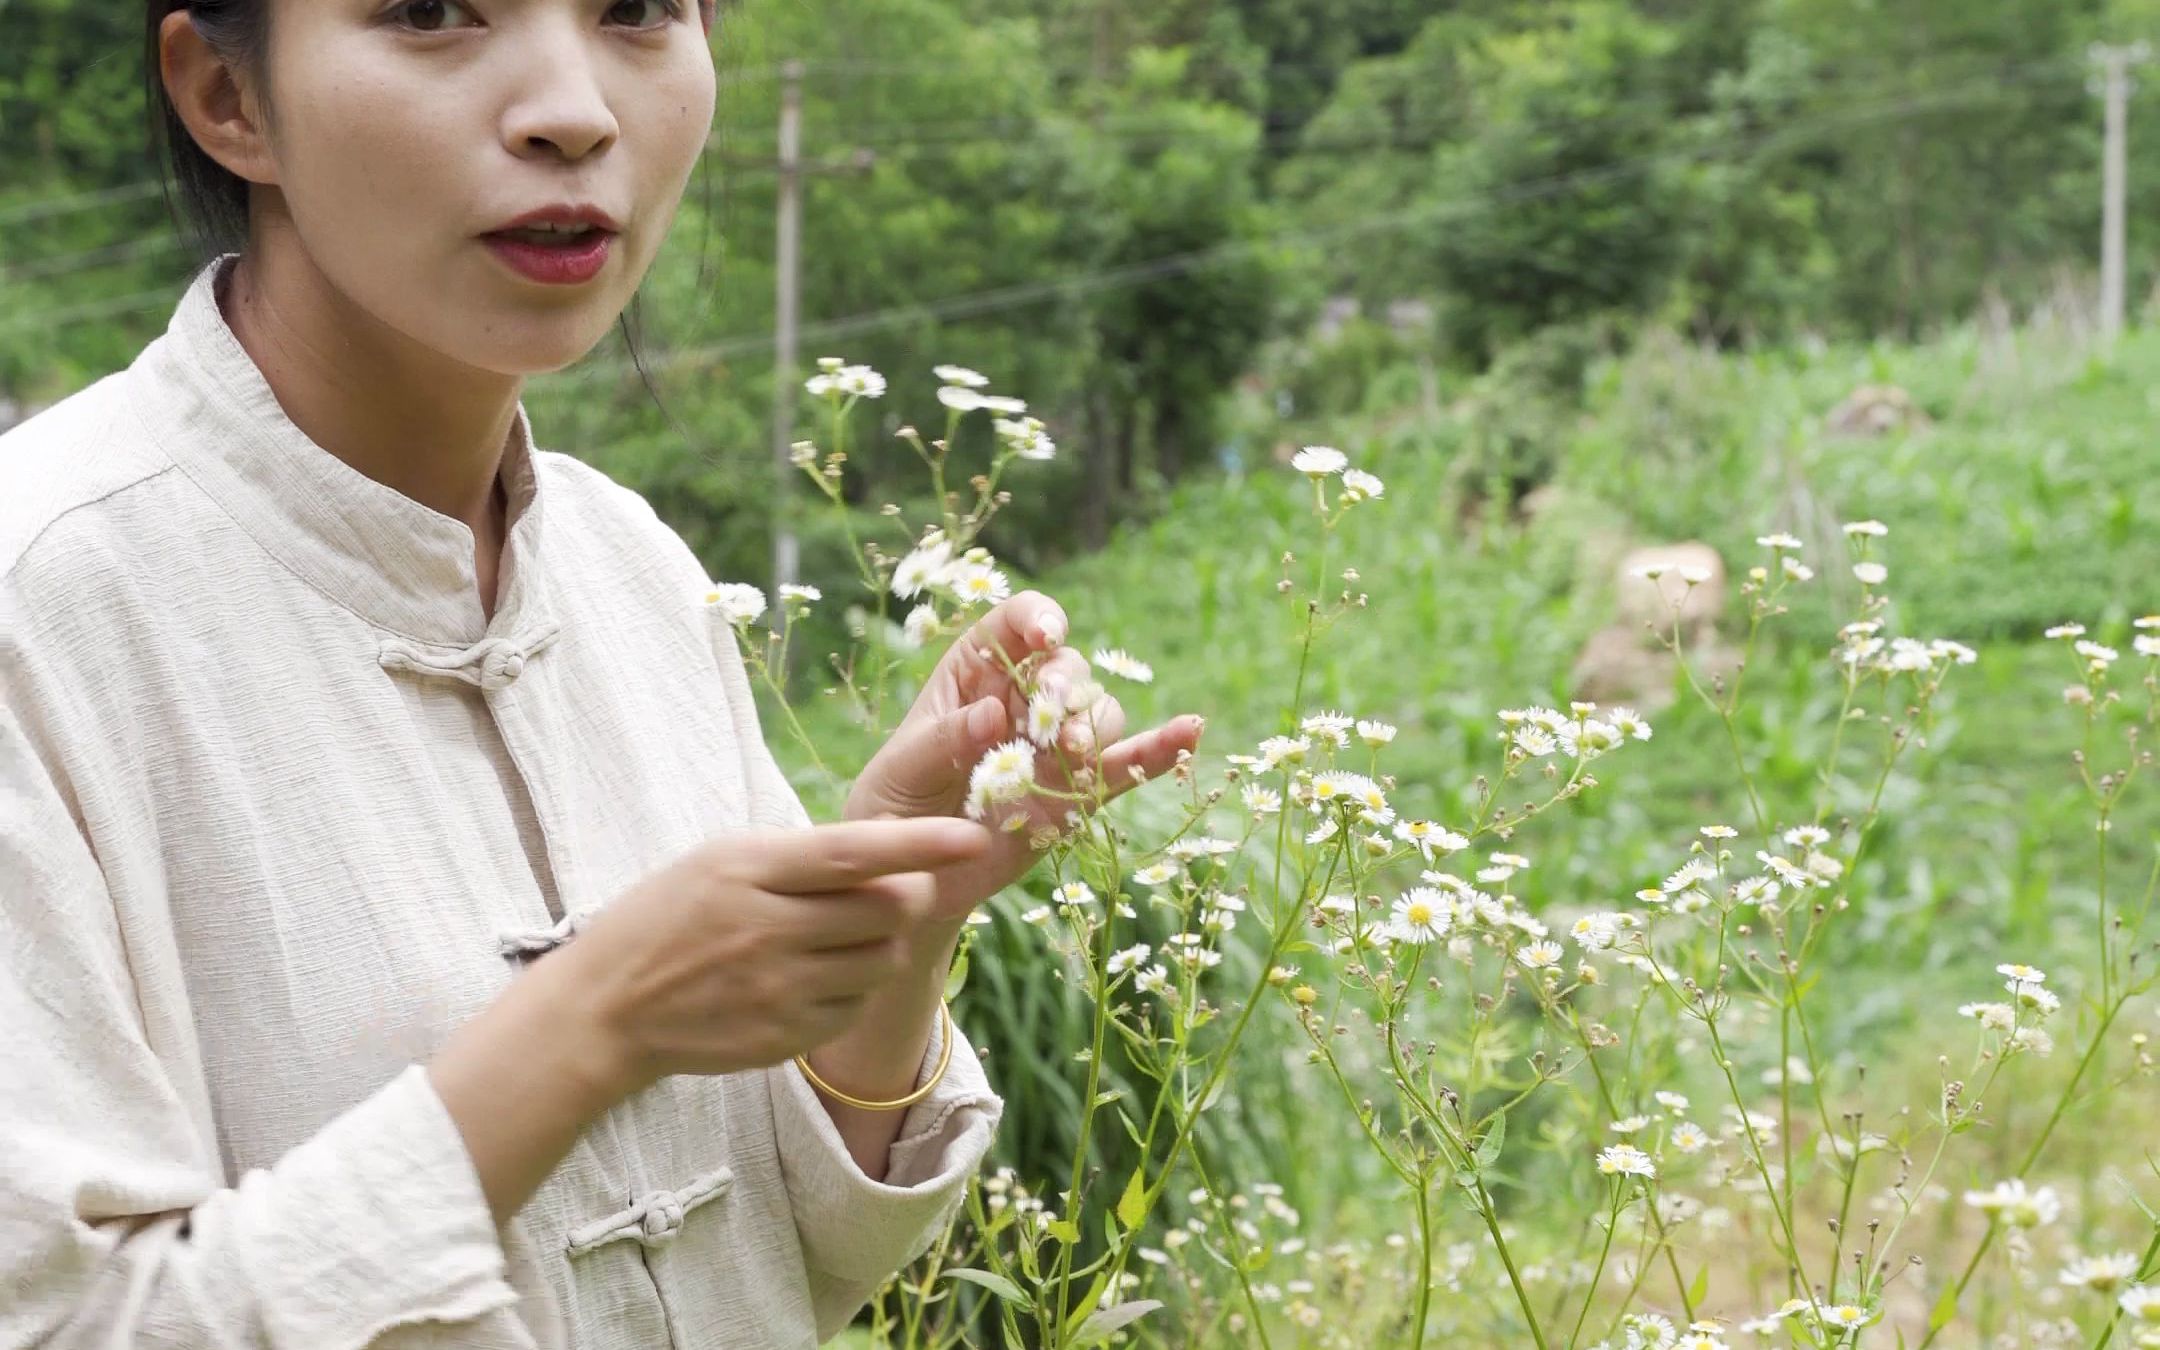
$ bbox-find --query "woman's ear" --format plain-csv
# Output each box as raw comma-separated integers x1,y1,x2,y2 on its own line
158,9,279,186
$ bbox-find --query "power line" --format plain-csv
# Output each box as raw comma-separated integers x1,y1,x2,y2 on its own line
0,55,2109,341
556,68,2069,387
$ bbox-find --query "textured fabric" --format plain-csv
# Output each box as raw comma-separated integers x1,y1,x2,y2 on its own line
0,253,1001,1349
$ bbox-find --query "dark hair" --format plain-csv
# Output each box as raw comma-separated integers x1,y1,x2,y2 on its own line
144,0,270,262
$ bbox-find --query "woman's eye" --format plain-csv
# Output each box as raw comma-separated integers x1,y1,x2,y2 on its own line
394,0,481,31
605,0,680,28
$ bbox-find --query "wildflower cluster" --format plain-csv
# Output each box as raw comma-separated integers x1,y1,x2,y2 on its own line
721,363,2160,1349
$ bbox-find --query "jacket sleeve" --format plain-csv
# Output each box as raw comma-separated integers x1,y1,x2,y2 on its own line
0,703,531,1350
765,1010,1004,1342
703,589,1007,1340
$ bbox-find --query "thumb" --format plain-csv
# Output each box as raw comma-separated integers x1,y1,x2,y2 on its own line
862,695,1009,813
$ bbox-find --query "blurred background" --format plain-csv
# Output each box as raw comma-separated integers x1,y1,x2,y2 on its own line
8,0,2159,1306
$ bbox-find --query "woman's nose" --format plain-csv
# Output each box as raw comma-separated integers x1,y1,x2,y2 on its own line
500,25,621,161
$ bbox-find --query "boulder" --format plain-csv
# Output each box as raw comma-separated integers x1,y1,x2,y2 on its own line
1615,541,1726,638
1825,383,1930,437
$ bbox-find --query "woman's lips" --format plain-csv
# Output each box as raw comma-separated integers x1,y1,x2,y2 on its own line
480,229,615,285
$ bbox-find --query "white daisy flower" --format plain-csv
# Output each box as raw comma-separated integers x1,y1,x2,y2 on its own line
966,740,1038,815
1757,532,1803,550
901,604,940,648
701,582,768,627
1571,914,1620,951
2120,1286,2160,1322
1841,520,1888,538
993,415,1055,460
1516,940,1564,969
1963,1179,2060,1227
890,540,953,599
1106,944,1151,976
933,364,990,387
2046,623,2088,640
1092,648,1155,684
1339,468,1385,502
1670,1122,1710,1154
1023,689,1067,747
2061,1253,2140,1292
1133,862,1180,887
1299,711,1355,746
1388,889,1451,945
1053,882,1094,907
1395,819,1469,859
1514,726,1559,757
777,583,821,605
1853,562,1888,586
1596,1144,1655,1179
945,562,1012,608
1290,446,1348,477
936,385,986,412
1243,784,1282,816
1781,556,1815,582
1355,718,1397,746
835,364,885,398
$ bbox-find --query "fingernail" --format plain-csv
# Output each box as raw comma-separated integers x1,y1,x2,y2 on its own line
1038,616,1065,647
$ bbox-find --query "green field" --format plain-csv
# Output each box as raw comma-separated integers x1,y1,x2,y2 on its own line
770,312,2160,1340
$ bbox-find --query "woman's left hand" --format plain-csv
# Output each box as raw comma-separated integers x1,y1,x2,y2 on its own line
844,591,1204,922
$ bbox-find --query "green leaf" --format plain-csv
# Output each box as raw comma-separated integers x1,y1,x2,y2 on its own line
1688,1263,1710,1308
1928,1281,1960,1331
941,1268,1030,1309
1093,1089,1124,1108
1046,1218,1081,1246
1474,1110,1507,1169
1116,1167,1149,1232
942,950,970,1001
1071,1299,1165,1347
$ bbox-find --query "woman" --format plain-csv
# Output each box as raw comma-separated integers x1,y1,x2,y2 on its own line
0,1,1203,1345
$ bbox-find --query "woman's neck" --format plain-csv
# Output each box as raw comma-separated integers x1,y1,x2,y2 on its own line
218,226,517,559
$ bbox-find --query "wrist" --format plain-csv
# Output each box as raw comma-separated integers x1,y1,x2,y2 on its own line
517,944,646,1107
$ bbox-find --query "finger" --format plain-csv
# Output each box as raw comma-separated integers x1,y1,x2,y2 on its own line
790,874,937,950
751,817,992,893
857,694,1008,816
1031,646,1091,704
956,591,1067,675
1062,690,1127,757
794,939,910,1001
1093,714,1206,802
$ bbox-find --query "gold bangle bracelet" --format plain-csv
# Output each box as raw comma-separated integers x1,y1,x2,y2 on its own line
794,1000,956,1112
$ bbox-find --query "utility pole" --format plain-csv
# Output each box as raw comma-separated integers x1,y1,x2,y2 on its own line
771,59,804,608
2093,42,2152,341
705,63,875,637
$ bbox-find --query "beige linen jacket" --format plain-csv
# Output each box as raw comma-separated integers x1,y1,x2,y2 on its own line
0,254,1002,1349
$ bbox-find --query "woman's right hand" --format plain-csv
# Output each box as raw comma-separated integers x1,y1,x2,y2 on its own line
557,816,993,1092
429,815,991,1224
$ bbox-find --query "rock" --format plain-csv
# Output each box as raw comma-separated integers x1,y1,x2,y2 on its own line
1573,540,1738,713
1571,624,1743,716
1825,383,1930,437
1615,541,1726,638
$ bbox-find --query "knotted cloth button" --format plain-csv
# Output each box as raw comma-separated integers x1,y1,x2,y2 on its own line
564,1164,734,1258
641,1194,687,1240
482,645,526,687
377,619,562,692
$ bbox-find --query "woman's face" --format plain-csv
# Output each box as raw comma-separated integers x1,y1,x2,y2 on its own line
255,0,714,374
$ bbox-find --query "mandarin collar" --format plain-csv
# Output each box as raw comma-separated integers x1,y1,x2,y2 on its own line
130,252,555,649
